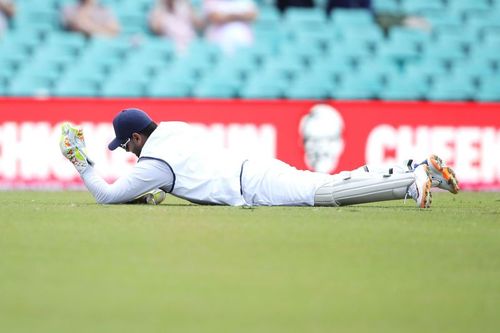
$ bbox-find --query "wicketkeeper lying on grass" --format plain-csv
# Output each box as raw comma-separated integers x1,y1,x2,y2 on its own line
59,108,459,208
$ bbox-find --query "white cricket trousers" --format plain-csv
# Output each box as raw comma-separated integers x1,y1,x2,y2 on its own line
240,158,335,206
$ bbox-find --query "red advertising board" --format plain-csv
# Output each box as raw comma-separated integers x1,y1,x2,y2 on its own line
0,98,499,190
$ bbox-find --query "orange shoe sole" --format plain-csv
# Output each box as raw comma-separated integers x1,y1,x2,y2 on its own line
429,155,460,194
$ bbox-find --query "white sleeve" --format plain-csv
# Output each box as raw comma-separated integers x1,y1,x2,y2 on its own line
80,159,174,204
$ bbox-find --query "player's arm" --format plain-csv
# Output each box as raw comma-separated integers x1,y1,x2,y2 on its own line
59,123,171,204
80,159,173,204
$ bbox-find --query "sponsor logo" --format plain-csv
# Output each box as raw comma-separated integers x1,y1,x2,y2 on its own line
299,104,345,174
0,122,276,186
366,125,500,184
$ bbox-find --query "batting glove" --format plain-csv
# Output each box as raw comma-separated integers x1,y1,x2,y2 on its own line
59,122,94,173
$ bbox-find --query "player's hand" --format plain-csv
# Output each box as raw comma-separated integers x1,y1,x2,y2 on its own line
59,122,94,173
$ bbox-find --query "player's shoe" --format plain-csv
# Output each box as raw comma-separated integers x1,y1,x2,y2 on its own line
129,189,166,205
424,155,459,194
406,164,432,208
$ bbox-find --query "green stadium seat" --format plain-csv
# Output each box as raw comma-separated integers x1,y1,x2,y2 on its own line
241,71,288,98
244,41,279,61
44,31,87,52
87,37,132,58
256,6,281,25
82,37,128,57
193,79,239,98
110,0,151,13
483,28,500,45
169,55,214,79
240,82,283,99
450,59,495,86
284,8,327,27
475,76,500,101
400,0,445,13
0,63,17,85
259,56,306,82
155,64,199,87
376,39,420,65
433,26,478,48
147,80,192,98
449,0,491,15
330,9,374,27
285,73,336,99
405,58,448,82
421,40,467,63
0,51,29,78
7,75,53,97
63,63,107,83
204,67,245,87
426,76,475,101
403,71,432,93
1,30,43,51
0,38,34,62
217,50,261,75
147,64,197,97
124,41,173,69
466,16,500,42
77,52,123,75
421,9,462,28
332,73,383,99
468,44,500,64
389,27,431,50
185,39,223,62
253,25,286,50
101,79,146,97
278,40,325,62
116,12,149,35
281,19,330,40
309,56,354,82
52,0,78,9
16,61,62,82
337,25,385,49
494,2,500,15
379,74,427,100
372,0,400,13
357,58,402,82
138,37,175,59
122,57,168,79
12,6,59,32
53,77,100,97
30,45,78,69
254,25,286,44
112,66,152,85
291,29,333,52
327,39,373,63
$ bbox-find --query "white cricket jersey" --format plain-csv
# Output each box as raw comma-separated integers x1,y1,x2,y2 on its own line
139,122,247,205
81,158,174,204
80,122,332,206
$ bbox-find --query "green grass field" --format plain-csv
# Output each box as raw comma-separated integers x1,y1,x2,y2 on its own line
1,191,499,333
